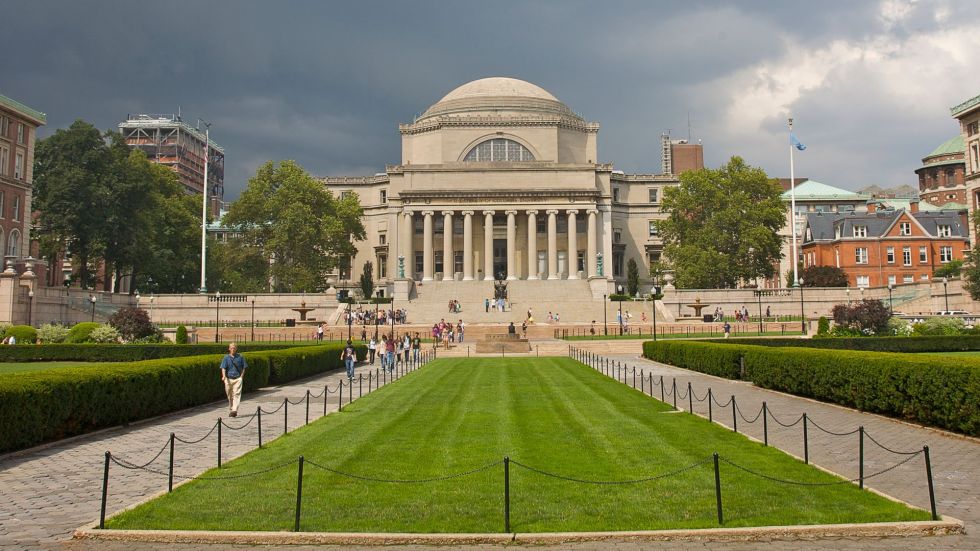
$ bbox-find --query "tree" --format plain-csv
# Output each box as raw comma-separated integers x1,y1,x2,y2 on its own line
934,259,963,279
359,261,375,299
800,265,848,287
657,157,785,288
224,160,365,292
964,248,980,300
205,237,270,293
831,299,891,335
108,307,157,341
626,258,640,296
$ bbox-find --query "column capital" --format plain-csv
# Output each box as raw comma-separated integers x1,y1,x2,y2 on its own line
441,210,454,216
461,210,475,216
546,209,560,215
566,209,579,216
403,210,415,218
421,210,434,217
505,210,518,216
586,209,599,215
526,209,539,216
482,210,496,216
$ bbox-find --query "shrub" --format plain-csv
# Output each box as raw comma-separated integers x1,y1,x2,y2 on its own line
108,307,158,342
831,299,891,335
0,322,11,337
912,317,966,336
800,265,848,287
89,324,120,343
704,335,980,353
934,260,962,278
0,342,321,362
66,322,102,343
816,316,830,336
886,317,913,337
4,325,37,344
0,343,366,453
608,294,632,302
37,324,70,344
176,325,188,344
643,340,749,379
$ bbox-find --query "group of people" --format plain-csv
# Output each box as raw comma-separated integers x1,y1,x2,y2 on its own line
431,319,464,349
447,300,462,313
343,307,408,327
365,333,423,374
484,297,508,312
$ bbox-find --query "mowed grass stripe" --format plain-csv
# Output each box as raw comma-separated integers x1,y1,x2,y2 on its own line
108,358,929,533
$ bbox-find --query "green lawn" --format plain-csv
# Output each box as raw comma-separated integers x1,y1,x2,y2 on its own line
564,330,803,341
107,357,927,533
0,361,96,375
927,351,980,357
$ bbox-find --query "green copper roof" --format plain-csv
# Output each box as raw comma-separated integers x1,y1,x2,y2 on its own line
780,180,868,201
926,136,964,158
951,93,980,117
0,94,46,124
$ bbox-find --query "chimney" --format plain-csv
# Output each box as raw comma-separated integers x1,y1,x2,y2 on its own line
909,198,920,213
866,200,877,213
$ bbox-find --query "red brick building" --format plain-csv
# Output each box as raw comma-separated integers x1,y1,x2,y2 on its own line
0,94,45,266
916,136,966,207
800,202,969,288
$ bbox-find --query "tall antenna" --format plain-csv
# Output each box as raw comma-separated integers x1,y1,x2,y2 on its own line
687,111,692,142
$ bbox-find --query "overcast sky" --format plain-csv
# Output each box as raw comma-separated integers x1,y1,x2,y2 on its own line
4,0,978,198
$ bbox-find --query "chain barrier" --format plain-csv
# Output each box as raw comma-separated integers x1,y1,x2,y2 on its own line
863,431,924,456
807,417,862,437
286,395,307,406
110,453,297,481
720,452,921,487
305,458,503,483
768,411,805,428
710,392,733,408
107,439,170,469
690,387,710,403
174,420,220,445
510,457,711,485
259,400,286,415
735,401,764,424
221,412,258,431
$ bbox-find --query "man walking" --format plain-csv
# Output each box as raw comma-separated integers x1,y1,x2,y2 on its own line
220,342,248,417
341,339,356,379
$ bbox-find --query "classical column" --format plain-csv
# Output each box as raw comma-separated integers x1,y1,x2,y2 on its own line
526,210,538,280
601,206,614,279
505,210,518,280
422,211,434,281
547,209,559,280
403,211,414,279
586,209,598,278
462,211,474,280
567,209,579,279
483,210,494,280
442,211,454,281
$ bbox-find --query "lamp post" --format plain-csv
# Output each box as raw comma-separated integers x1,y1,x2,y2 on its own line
390,296,396,342
214,291,221,342
89,295,97,322
28,290,34,327
797,279,806,335
846,287,850,305
603,294,608,336
374,290,382,339
150,294,155,321
887,284,894,315
942,277,949,312
346,300,353,341
617,285,624,335
63,279,70,324
652,286,659,341
756,290,763,334
250,299,256,342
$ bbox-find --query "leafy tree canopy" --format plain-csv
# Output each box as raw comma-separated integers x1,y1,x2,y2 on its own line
657,157,785,289
800,265,849,287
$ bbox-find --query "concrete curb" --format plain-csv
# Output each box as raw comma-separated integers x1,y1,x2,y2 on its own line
72,518,964,545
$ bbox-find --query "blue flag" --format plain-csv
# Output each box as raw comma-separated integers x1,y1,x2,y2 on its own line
790,133,806,151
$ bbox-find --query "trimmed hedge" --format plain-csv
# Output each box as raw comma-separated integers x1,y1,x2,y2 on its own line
4,325,38,344
702,335,980,353
0,343,366,453
643,340,980,436
0,342,323,363
66,322,101,343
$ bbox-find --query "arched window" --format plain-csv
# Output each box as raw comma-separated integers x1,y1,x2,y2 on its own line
6,229,18,258
463,138,534,162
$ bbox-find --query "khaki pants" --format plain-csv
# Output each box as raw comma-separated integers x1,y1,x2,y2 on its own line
224,376,243,413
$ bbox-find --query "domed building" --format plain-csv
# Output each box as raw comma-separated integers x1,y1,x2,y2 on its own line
915,135,966,207
321,77,700,306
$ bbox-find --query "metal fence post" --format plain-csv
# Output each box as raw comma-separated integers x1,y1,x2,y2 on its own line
924,446,938,520
504,456,511,533
294,456,305,532
762,402,768,446
349,376,353,404
359,374,363,399
731,397,737,433
687,382,693,413
168,433,175,492
323,385,328,416
305,390,310,425
217,419,223,468
713,452,723,524
803,413,808,463
258,408,263,448
672,379,678,410
99,451,110,529
859,426,865,489
660,375,665,403
284,399,289,434
708,389,713,422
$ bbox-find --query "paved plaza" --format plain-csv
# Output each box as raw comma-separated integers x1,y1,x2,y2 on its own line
1,342,977,550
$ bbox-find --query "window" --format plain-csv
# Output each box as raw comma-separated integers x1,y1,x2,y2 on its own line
886,247,895,263
899,222,911,236
855,247,868,264
0,146,7,176
902,246,911,266
434,251,444,274
613,252,624,277
612,188,620,203
856,275,870,288
340,191,352,200
377,255,387,278
972,143,980,174
6,229,19,257
378,232,386,245
613,230,622,244
887,275,896,286
648,188,659,203
536,216,546,234
11,196,19,221
919,246,928,263
937,224,951,237
454,251,463,274
648,220,658,238
0,191,4,218
940,246,953,263
414,252,423,278
0,117,7,137
413,217,423,235
17,124,25,144
462,138,534,162
14,152,23,180
921,274,929,281
852,225,867,238
379,189,387,204
903,275,914,284
454,218,464,235
969,121,979,136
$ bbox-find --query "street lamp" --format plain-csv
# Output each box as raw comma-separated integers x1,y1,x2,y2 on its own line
755,290,763,334
214,291,221,342
797,278,806,335
846,287,850,305
603,294,608,336
89,295,97,322
942,277,949,312
887,284,894,315
28,290,34,327
374,289,382,339
617,284,624,336
652,286,659,341
390,295,396,342
250,299,256,342
346,299,353,341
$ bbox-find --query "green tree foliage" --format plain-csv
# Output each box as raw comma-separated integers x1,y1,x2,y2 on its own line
963,248,980,301
206,237,269,293
934,259,963,279
224,160,365,292
626,258,640,296
176,325,188,344
657,157,785,288
800,265,848,287
831,299,891,336
108,307,157,342
359,261,375,299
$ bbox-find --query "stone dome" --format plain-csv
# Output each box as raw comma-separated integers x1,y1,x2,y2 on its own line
418,77,581,122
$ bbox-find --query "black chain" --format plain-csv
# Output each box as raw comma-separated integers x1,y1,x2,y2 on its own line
863,431,924,456
259,400,286,415
305,459,503,483
767,411,805,428
221,412,258,431
107,439,170,469
710,393,733,407
735,401,763,423
719,452,921,486
690,388,709,402
807,417,861,436
110,455,297,481
174,420,220,444
510,457,711,485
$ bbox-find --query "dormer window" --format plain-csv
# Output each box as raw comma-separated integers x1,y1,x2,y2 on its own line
853,225,867,238
899,222,911,236
937,224,952,237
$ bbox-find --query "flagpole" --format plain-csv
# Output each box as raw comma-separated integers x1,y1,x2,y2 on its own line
200,121,210,293
788,117,799,287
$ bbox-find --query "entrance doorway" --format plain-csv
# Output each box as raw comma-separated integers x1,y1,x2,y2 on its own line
493,239,507,279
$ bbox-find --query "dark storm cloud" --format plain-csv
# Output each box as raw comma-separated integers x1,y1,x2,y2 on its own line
3,0,977,196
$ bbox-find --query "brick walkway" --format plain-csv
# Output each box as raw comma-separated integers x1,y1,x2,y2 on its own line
4,348,978,550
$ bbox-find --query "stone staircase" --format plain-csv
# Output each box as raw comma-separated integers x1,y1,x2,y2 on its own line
406,279,607,323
